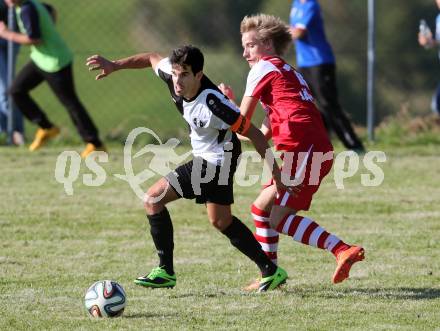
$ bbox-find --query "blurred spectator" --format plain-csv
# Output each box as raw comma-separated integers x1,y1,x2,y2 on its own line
289,0,365,152
418,0,440,117
0,0,23,145
0,0,104,157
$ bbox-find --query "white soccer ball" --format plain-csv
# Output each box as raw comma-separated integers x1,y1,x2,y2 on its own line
84,280,126,318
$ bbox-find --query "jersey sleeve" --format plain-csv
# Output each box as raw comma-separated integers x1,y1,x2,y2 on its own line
244,60,279,98
292,1,317,30
205,91,251,134
206,91,239,129
154,57,172,81
19,2,41,39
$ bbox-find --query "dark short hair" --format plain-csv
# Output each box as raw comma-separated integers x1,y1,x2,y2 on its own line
169,45,204,74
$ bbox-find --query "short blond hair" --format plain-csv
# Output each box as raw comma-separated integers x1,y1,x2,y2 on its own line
240,14,292,56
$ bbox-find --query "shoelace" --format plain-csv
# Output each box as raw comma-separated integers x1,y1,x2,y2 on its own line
147,267,165,278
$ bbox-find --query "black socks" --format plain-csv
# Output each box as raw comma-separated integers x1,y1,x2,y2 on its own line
147,208,174,275
222,216,277,277
148,211,277,278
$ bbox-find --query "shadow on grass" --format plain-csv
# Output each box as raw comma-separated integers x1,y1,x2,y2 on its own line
123,312,176,319
285,286,440,300
166,290,228,299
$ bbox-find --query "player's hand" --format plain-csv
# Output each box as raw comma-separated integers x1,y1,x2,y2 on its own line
418,32,433,47
273,176,304,198
290,182,304,196
86,55,115,80
218,83,236,101
0,21,7,35
237,133,250,142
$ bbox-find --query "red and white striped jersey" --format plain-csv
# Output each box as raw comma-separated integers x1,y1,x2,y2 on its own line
244,56,331,151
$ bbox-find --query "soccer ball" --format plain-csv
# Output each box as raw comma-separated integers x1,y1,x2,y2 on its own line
84,280,126,318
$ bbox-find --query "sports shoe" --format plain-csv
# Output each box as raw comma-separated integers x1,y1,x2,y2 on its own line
332,246,365,284
243,278,260,292
80,143,107,158
29,126,60,151
134,266,176,288
258,266,288,292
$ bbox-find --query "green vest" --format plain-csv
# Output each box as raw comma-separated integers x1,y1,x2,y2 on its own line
16,0,73,73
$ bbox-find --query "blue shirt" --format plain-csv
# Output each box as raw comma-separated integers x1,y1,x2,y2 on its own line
289,0,335,68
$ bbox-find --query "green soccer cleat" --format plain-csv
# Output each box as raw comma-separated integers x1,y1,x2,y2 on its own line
258,266,288,292
134,266,176,289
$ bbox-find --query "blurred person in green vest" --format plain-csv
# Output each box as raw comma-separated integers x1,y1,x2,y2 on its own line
0,0,105,157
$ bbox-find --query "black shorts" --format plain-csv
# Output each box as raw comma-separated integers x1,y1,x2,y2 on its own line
166,157,235,205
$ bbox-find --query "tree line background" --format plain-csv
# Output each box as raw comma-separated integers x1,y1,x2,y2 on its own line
11,0,440,143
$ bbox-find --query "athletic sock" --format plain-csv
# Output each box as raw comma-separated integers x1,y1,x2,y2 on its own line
251,204,279,264
147,208,174,275
276,214,350,257
222,216,277,277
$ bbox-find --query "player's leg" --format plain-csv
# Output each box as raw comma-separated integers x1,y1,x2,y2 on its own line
0,47,8,133
206,202,287,292
315,64,364,151
268,147,364,283
242,186,279,291
135,177,180,288
269,190,364,284
43,64,104,157
251,185,279,264
8,61,59,151
299,66,331,131
431,81,440,116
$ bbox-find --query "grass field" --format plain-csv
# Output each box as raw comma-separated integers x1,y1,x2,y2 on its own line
0,143,439,330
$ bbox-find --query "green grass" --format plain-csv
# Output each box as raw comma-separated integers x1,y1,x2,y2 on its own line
0,144,439,330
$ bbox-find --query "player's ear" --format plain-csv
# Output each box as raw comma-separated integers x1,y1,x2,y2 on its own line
263,39,274,52
195,71,203,81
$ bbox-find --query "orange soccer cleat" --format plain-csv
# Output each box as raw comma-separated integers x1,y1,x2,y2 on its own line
29,126,60,151
80,143,107,158
332,246,365,284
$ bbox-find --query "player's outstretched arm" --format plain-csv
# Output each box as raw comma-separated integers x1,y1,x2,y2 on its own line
260,115,272,141
236,115,271,143
239,95,260,121
418,32,436,48
233,122,303,195
86,53,163,80
0,21,40,45
239,123,296,196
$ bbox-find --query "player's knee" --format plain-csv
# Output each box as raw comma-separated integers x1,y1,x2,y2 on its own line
209,216,232,231
269,217,281,230
269,205,297,231
143,187,165,214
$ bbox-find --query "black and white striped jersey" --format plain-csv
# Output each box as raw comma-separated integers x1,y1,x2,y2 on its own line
154,57,241,166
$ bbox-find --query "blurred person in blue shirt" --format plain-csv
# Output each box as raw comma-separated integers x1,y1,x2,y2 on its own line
0,0,23,145
418,0,440,117
289,0,365,152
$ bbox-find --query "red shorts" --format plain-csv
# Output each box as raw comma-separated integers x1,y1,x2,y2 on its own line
269,142,333,211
